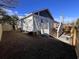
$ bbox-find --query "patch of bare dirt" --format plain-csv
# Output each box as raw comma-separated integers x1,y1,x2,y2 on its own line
0,31,77,59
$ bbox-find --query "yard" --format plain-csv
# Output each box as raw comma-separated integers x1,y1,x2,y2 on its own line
0,31,77,59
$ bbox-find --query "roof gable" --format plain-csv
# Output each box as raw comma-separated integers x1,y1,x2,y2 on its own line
33,9,54,20
22,9,54,20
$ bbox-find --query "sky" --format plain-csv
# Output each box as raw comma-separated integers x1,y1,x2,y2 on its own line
3,0,79,23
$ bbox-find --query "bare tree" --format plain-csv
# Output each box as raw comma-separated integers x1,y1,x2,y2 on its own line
0,0,18,8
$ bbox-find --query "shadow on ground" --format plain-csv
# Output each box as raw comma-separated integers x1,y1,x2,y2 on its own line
0,31,77,59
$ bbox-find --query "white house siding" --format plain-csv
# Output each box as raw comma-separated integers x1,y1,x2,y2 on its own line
23,16,33,32
33,15,53,34
47,17,54,34
40,23,50,34
21,14,54,35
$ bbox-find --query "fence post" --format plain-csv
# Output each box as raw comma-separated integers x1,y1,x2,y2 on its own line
0,24,2,41
71,26,77,46
73,27,77,46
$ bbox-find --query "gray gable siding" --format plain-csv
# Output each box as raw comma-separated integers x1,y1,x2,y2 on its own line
34,9,54,20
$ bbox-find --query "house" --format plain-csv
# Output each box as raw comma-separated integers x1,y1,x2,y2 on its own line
53,21,59,30
50,21,60,38
20,9,55,34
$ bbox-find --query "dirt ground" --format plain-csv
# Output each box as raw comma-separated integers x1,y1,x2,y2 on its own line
76,32,79,59
0,31,77,59
76,39,79,59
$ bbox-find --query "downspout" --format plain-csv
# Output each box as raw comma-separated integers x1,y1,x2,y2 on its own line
33,14,35,32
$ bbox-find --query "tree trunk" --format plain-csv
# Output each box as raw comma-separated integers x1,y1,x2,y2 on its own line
12,25,15,30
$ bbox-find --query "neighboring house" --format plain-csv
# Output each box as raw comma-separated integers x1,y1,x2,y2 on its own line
53,21,59,30
20,9,54,34
51,21,59,38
